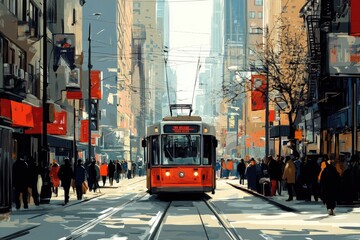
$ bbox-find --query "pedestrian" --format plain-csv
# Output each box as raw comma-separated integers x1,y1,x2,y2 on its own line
26,156,40,206
320,157,340,215
12,157,29,209
100,162,108,186
74,159,86,200
282,155,296,201
49,160,60,197
108,160,116,186
268,155,281,196
215,160,221,179
131,161,137,178
94,161,101,192
121,160,128,179
245,158,259,191
57,158,74,204
115,160,122,183
87,159,98,192
237,159,246,185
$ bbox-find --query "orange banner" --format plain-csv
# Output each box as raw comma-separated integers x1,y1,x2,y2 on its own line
66,90,83,100
91,70,102,100
269,110,275,122
80,120,89,142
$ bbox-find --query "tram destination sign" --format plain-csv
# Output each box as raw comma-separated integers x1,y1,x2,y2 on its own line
164,125,200,133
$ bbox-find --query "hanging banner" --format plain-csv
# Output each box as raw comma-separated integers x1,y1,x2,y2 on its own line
251,75,266,111
66,90,83,99
269,110,275,122
91,70,102,100
0,99,34,128
53,33,75,72
80,120,89,142
66,68,80,89
350,0,360,36
47,111,67,135
328,33,360,75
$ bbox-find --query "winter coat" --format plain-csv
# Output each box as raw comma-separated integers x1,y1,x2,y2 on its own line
245,164,259,191
237,161,246,175
100,163,108,177
108,161,116,177
12,159,29,188
49,163,61,187
282,159,296,184
320,162,340,202
74,164,86,187
58,163,74,188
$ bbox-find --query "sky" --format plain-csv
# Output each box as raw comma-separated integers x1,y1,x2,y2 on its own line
168,0,213,103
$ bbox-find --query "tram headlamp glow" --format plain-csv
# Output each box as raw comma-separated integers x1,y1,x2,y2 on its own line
203,127,208,133
165,171,170,177
154,127,159,133
194,171,199,177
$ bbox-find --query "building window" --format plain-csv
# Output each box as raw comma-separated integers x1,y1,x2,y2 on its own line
47,0,57,23
249,11,255,19
258,11,263,19
255,0,263,6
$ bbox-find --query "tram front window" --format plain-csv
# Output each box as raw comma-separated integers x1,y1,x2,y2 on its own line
162,134,200,165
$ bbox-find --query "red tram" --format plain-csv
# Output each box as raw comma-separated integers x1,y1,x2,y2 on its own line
142,104,218,195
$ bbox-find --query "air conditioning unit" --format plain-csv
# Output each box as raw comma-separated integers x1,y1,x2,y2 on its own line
4,78,15,89
3,63,13,76
18,69,25,79
24,72,29,81
12,64,19,78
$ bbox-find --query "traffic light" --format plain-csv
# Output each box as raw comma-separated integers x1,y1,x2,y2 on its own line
90,99,98,130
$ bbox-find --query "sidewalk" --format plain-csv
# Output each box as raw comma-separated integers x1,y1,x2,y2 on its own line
226,178,360,215
0,176,144,239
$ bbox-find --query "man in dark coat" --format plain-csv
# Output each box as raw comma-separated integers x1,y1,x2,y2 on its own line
58,158,74,204
245,158,260,191
237,159,246,185
74,159,86,200
108,160,116,186
26,156,40,206
12,157,29,209
320,158,340,215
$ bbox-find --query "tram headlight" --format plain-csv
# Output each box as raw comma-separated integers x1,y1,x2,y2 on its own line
154,127,159,133
165,171,170,177
203,127,208,133
194,171,199,177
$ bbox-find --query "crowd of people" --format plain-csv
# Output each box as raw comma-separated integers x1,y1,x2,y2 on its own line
12,157,144,209
217,154,360,216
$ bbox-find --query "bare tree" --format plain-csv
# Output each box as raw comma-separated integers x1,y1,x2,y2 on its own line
223,17,309,139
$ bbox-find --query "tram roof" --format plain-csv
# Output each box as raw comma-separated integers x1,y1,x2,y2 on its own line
162,115,202,121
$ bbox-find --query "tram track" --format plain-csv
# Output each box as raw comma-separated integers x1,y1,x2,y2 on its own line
59,191,148,240
148,195,242,240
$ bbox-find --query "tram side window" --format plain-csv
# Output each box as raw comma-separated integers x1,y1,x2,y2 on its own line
151,136,160,165
203,135,213,165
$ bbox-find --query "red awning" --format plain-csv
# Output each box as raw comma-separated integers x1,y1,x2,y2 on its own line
0,99,34,127
24,107,67,135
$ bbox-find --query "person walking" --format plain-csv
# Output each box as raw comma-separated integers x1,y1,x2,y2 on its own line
100,162,108,186
320,157,340,215
245,158,259,191
26,156,40,206
57,158,74,204
115,160,122,183
282,155,296,201
268,155,281,196
12,157,29,209
74,159,86,200
108,160,116,186
49,160,60,197
237,159,246,185
87,159,98,192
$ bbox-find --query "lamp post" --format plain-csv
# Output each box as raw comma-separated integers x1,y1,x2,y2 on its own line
264,26,270,157
88,24,92,163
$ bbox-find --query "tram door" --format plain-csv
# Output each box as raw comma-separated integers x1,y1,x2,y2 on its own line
0,127,14,213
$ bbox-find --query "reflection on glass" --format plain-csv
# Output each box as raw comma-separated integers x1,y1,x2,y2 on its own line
162,135,200,165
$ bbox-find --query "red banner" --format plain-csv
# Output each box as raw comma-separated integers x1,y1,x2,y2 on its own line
269,110,275,122
25,108,67,135
48,111,67,135
0,99,34,127
66,90,82,99
80,120,89,142
91,70,102,100
251,74,267,111
350,0,360,36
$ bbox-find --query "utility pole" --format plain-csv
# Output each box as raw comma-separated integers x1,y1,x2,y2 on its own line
265,26,270,157
40,0,51,204
88,24,92,163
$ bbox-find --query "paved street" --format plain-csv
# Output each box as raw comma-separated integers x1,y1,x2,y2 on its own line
1,177,360,240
